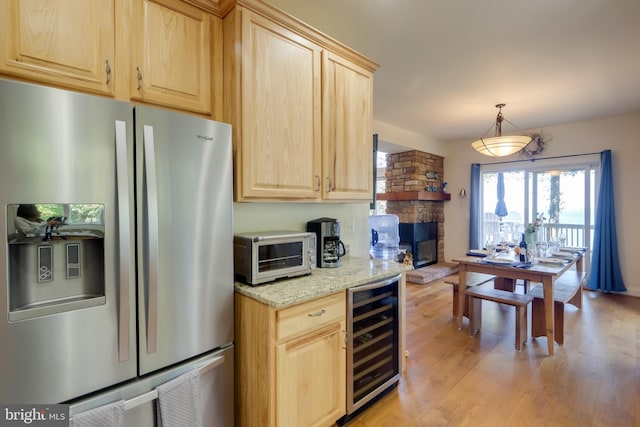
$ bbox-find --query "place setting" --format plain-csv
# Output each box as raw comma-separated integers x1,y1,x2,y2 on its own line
472,242,532,268
536,257,571,266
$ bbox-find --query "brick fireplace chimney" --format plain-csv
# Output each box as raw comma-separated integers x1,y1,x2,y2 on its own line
379,150,448,266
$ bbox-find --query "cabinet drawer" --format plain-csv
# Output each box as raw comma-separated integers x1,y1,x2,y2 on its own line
277,293,345,341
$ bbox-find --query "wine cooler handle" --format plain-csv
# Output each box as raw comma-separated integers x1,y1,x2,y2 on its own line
143,125,160,354
115,120,131,362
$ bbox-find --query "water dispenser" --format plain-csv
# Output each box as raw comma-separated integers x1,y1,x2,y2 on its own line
6,203,106,321
368,214,399,260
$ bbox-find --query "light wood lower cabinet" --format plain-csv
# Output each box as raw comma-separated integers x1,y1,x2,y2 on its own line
235,292,346,427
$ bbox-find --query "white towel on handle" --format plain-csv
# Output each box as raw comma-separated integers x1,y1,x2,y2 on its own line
71,399,125,427
156,369,202,427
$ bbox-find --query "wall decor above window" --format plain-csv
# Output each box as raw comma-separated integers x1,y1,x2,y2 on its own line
521,132,551,157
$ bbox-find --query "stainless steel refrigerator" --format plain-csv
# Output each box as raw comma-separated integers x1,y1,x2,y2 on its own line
0,78,234,425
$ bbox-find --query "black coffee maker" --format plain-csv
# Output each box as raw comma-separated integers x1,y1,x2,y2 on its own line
306,217,346,268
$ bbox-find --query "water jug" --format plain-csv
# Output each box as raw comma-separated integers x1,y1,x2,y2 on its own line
368,214,399,260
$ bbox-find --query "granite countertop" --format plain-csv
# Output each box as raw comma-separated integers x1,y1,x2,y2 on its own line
234,256,413,308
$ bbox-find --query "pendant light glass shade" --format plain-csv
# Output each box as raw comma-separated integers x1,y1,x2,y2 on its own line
471,135,531,157
471,104,531,157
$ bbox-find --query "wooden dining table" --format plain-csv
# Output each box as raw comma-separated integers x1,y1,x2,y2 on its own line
452,250,586,356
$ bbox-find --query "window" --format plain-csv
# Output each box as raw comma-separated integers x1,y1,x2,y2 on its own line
36,203,104,224
8,203,105,242
479,157,599,249
371,150,388,215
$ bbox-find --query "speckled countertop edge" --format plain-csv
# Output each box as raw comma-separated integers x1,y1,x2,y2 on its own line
234,256,413,308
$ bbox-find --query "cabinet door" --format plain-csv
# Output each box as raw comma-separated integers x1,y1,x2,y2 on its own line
276,321,346,427
0,0,115,95
131,0,214,114
235,9,322,200
322,51,374,201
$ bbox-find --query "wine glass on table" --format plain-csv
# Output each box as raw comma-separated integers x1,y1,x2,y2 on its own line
485,239,497,258
558,233,567,248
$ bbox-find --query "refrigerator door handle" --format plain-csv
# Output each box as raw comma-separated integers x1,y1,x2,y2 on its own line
122,355,226,411
196,354,226,375
115,120,131,362
143,125,160,354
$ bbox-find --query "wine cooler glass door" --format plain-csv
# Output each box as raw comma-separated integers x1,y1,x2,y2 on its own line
346,274,401,414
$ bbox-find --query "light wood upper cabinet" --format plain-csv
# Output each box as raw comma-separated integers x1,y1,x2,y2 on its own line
225,0,377,202
224,6,322,200
0,0,116,96
235,292,346,427
322,51,374,201
130,0,218,115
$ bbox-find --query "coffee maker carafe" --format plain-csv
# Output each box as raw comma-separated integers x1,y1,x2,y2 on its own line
306,217,346,268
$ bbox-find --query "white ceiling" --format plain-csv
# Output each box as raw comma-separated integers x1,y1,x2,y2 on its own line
265,0,640,152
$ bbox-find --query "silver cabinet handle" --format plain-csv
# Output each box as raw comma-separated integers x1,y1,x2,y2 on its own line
106,59,111,84
143,125,159,354
137,67,143,90
326,177,333,192
308,309,326,317
115,120,131,362
315,175,321,192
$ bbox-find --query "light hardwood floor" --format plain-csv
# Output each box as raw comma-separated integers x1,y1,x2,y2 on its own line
346,276,640,427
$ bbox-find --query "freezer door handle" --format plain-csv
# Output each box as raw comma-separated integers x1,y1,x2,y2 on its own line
122,355,226,411
143,125,160,354
115,120,131,362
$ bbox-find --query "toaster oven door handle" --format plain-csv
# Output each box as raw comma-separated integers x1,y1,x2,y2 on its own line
253,232,313,242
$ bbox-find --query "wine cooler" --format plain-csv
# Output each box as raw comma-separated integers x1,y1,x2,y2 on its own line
343,274,401,422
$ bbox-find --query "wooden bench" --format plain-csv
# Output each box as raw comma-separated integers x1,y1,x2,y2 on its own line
530,271,586,345
464,286,534,351
444,273,496,318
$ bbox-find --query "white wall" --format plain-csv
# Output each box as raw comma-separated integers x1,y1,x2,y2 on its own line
233,202,372,258
443,112,640,297
374,119,448,156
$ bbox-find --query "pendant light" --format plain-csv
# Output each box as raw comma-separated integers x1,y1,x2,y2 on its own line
471,103,531,157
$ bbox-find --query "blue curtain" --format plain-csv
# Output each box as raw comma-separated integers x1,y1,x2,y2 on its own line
494,172,508,218
469,163,481,250
587,150,626,292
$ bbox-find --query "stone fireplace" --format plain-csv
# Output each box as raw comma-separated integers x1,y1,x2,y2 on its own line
377,150,447,268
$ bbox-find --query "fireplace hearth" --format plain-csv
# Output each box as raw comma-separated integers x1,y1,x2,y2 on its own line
399,222,438,269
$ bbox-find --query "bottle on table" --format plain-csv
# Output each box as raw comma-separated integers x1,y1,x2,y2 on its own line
519,233,528,263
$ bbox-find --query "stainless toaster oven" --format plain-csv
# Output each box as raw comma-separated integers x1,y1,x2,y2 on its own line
233,231,316,285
